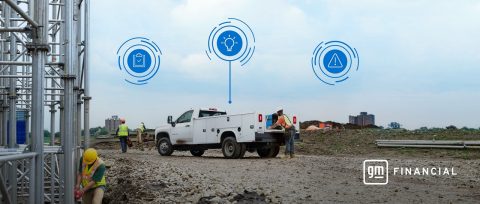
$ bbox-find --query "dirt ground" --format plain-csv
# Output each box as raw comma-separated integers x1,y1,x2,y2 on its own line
94,129,480,203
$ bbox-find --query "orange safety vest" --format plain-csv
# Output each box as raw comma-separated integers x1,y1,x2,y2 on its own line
278,115,293,129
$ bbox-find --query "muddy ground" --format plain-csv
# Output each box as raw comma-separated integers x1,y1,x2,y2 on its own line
94,129,480,203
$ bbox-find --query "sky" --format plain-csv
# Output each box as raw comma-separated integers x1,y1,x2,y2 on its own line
87,0,480,130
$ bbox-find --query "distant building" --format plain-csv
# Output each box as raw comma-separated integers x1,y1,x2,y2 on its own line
105,115,120,133
349,112,375,126
349,116,357,125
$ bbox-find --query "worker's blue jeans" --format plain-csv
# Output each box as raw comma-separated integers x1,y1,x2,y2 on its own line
285,128,295,154
119,137,127,153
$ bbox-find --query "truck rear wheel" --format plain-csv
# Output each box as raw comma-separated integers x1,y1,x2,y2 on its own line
257,144,280,158
190,149,205,157
157,138,174,156
222,137,241,159
271,145,280,157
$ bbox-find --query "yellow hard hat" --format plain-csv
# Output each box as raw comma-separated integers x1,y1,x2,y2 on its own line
83,148,98,165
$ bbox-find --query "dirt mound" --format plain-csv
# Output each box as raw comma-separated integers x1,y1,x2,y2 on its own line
296,129,480,159
94,141,119,150
103,158,158,203
94,139,156,151
301,120,380,129
305,125,321,131
299,120,320,129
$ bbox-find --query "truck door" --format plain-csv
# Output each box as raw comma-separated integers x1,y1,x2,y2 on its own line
172,110,194,145
193,119,206,144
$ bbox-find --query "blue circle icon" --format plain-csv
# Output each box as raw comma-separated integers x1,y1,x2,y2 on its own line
206,18,255,65
127,49,152,73
311,41,359,86
217,30,243,56
116,37,162,85
323,49,347,74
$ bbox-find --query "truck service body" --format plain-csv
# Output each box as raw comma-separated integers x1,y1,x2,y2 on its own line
154,108,299,158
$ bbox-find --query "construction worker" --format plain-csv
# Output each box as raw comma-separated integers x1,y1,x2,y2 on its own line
137,122,146,151
75,148,106,204
116,118,129,153
269,107,295,158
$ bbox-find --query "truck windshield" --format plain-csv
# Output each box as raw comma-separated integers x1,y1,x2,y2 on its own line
199,110,227,118
176,110,194,123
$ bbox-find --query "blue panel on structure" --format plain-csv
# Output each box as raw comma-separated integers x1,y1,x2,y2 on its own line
17,120,26,144
6,110,28,144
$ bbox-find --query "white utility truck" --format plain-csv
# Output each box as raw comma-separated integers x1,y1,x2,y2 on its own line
154,108,299,159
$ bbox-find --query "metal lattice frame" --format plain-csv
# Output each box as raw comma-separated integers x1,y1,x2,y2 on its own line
0,0,90,203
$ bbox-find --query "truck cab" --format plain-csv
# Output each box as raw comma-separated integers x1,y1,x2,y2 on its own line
165,108,227,145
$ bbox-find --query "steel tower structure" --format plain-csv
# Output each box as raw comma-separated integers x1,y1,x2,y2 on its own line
0,0,91,203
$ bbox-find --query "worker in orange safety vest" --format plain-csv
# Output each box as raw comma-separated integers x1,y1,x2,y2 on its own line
269,107,295,159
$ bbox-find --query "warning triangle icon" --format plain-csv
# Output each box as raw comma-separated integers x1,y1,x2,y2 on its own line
327,53,343,69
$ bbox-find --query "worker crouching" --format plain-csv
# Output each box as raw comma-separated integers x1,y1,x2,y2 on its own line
75,148,106,204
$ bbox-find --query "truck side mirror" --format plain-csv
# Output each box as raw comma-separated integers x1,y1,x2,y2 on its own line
167,116,173,124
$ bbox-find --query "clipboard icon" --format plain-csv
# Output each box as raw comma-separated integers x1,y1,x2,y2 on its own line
133,53,145,68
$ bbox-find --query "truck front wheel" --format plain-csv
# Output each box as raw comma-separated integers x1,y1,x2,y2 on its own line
157,138,174,156
222,137,241,159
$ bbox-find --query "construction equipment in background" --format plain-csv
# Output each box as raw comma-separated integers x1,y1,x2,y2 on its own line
376,140,480,149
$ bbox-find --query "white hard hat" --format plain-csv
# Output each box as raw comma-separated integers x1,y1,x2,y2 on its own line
276,107,283,112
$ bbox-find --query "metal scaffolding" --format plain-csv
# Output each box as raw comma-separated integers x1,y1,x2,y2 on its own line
0,0,90,203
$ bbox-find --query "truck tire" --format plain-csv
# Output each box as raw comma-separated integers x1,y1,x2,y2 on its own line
222,137,241,159
157,138,174,156
270,145,280,157
257,146,270,158
238,143,247,158
190,149,205,157
257,144,280,158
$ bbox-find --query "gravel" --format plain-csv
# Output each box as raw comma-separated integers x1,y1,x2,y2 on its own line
97,145,480,203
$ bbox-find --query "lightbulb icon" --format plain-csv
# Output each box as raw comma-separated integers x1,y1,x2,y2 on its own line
221,35,238,52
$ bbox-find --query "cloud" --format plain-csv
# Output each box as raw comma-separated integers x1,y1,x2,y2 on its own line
170,0,248,25
83,0,480,130
176,53,224,80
